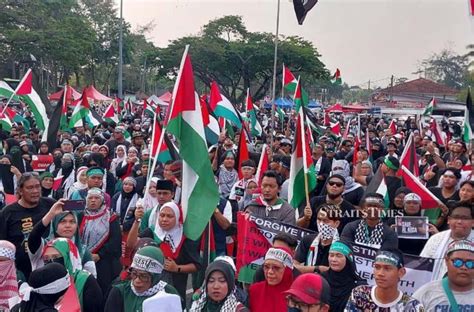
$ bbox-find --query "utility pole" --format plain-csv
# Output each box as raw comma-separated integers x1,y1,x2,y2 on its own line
368,80,371,91
389,75,394,102
118,0,123,98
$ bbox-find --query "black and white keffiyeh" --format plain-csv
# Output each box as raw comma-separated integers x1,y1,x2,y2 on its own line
354,220,384,249
190,290,239,312
131,280,168,297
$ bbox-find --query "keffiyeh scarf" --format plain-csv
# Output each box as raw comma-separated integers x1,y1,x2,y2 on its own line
354,220,384,249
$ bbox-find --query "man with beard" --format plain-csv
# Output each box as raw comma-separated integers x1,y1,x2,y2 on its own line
0,173,56,278
414,240,473,311
298,174,355,231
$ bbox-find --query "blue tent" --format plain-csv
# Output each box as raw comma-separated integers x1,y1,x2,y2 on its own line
263,98,322,109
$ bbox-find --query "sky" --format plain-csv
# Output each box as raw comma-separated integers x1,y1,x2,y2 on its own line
120,0,472,88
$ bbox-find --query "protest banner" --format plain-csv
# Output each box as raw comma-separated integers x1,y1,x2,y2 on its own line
395,216,429,239
31,154,53,171
352,244,434,295
236,212,314,283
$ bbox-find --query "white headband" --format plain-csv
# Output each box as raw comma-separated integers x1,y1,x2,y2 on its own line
264,248,293,269
19,274,70,301
131,254,164,274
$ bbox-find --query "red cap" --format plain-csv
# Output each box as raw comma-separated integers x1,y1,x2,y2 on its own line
283,273,331,305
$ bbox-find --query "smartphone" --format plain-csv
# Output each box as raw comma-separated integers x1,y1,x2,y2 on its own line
63,200,85,212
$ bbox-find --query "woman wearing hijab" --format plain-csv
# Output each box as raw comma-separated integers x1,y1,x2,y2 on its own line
330,160,364,207
320,241,366,312
142,177,159,211
53,153,75,199
116,147,140,180
39,172,55,198
190,260,248,312
111,176,139,224
248,247,294,312
98,145,111,170
217,151,239,199
84,153,116,197
38,142,50,156
28,202,96,277
12,263,70,312
40,238,103,312
389,186,411,213
104,246,179,312
238,179,258,211
127,201,201,301
79,188,122,295
67,166,88,198
0,155,22,195
110,145,127,179
0,241,19,312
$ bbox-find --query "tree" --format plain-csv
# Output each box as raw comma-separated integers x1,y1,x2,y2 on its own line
155,15,330,103
419,49,469,89
342,87,371,104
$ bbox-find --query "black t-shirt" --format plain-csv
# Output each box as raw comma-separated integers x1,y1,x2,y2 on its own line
0,197,55,278
428,187,460,206
306,196,356,231
294,233,330,267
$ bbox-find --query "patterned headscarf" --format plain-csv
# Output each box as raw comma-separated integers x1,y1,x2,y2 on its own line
0,240,18,311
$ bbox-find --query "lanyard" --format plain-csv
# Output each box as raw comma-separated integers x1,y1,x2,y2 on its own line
442,277,459,312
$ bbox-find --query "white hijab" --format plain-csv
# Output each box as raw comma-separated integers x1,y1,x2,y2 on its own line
153,201,183,252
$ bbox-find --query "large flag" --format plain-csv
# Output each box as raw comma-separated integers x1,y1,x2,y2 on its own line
365,167,390,209
166,46,219,241
331,68,342,85
464,88,473,144
47,86,70,150
103,102,119,124
5,107,30,131
209,81,242,129
15,69,33,95
292,0,318,25
69,90,98,128
422,97,435,116
0,111,12,131
282,65,309,108
398,132,419,177
245,89,262,137
288,80,317,209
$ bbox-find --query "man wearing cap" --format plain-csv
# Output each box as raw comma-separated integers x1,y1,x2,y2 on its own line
70,166,111,208
229,159,256,204
105,125,131,158
341,193,398,249
345,249,424,311
420,202,473,281
284,273,331,312
277,138,292,156
335,140,353,161
414,240,473,311
131,131,145,154
138,180,176,232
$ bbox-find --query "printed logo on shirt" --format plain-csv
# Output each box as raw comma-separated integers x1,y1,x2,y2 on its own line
21,217,34,252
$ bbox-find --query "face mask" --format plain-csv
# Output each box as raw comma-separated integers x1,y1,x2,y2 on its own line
317,222,337,240
44,257,65,267
61,161,73,170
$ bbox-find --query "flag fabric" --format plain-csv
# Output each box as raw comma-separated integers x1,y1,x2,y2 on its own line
352,136,361,165
430,118,445,146
423,98,435,116
255,144,270,185
342,118,352,140
282,65,309,107
209,81,242,129
46,86,69,150
464,88,473,144
236,128,250,179
0,81,17,100
5,107,30,131
288,84,317,209
324,111,330,126
330,122,341,136
331,68,342,85
0,112,12,131
398,133,419,177
469,0,474,15
365,167,390,209
166,46,219,241
104,103,119,124
60,86,71,131
388,119,397,135
150,118,175,164
275,106,285,123
365,128,372,159
15,69,33,95
52,176,63,191
69,90,93,128
245,89,262,137
292,0,318,25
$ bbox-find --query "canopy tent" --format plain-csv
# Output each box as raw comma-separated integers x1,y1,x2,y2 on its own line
264,98,322,109
326,103,344,113
342,104,369,113
148,94,169,106
49,87,81,101
83,85,112,101
158,91,172,103
308,100,322,108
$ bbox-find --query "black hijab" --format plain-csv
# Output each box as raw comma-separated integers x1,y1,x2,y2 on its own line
13,263,69,312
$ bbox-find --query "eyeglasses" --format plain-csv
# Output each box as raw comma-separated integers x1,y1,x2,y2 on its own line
263,264,284,273
129,269,152,282
450,258,474,269
328,181,344,187
286,295,321,311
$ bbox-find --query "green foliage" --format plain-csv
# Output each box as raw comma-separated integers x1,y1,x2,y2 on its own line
420,48,469,89
342,87,371,104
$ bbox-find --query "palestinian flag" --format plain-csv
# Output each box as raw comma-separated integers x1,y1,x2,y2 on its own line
143,99,156,118
0,81,18,100
352,136,361,165
331,68,342,85
0,111,12,131
69,90,101,128
398,132,419,177
399,165,442,223
114,96,123,114
464,88,473,144
166,46,219,240
46,86,70,150
342,118,352,140
104,102,119,124
365,167,390,210
330,122,341,136
423,97,435,116
235,127,250,179
388,119,397,135
430,118,445,146
255,144,270,185
292,0,318,25
245,89,262,137
275,106,285,123
209,81,242,129
5,107,30,131
150,117,175,164
288,81,317,209
282,65,309,108
60,86,71,131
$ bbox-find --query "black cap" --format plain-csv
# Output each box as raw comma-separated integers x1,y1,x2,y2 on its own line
156,179,175,191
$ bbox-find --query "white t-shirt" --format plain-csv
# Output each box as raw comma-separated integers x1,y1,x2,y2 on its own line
413,279,474,311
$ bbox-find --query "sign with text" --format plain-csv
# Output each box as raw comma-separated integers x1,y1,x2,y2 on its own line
31,155,53,172
353,244,434,295
395,216,429,239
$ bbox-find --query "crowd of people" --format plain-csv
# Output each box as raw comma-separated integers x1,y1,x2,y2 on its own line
0,100,472,312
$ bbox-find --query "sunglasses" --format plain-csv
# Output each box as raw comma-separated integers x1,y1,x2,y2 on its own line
328,181,344,187
450,258,474,269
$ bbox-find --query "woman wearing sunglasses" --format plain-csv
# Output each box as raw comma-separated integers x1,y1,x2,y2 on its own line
104,246,179,312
